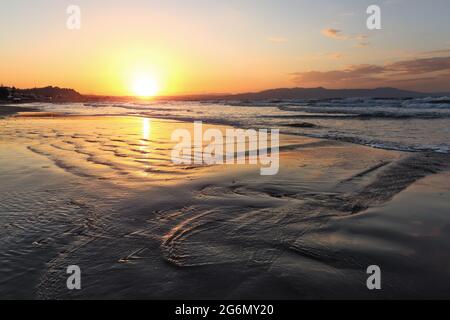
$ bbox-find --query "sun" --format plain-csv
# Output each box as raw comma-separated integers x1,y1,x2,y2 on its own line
132,74,159,98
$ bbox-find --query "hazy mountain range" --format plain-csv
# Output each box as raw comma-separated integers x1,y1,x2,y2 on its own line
2,86,449,103
217,87,448,101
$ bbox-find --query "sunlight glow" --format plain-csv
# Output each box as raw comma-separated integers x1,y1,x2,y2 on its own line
132,74,159,98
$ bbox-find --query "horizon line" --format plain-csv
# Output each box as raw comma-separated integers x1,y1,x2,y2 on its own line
3,84,448,98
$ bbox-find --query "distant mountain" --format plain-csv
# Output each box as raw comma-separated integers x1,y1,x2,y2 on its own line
216,87,431,100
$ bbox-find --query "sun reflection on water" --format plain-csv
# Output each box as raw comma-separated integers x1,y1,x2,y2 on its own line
139,118,151,175
142,118,151,140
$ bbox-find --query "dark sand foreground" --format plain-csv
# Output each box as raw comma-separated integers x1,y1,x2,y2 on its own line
0,114,449,299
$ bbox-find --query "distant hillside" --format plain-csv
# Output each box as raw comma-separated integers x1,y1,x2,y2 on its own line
18,86,83,102
217,87,430,100
0,85,84,103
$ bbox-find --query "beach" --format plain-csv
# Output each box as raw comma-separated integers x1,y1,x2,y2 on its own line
1,109,450,299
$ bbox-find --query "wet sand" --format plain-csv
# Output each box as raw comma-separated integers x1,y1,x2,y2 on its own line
0,114,449,299
0,105,38,117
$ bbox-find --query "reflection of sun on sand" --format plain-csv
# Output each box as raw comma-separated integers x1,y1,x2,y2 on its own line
1,113,450,299
0,115,286,186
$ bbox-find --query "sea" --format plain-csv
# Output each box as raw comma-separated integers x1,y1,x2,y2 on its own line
19,95,450,153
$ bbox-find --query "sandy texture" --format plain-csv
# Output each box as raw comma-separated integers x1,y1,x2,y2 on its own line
0,115,449,299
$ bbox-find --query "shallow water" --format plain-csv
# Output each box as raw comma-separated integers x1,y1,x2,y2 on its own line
0,116,264,186
19,96,450,153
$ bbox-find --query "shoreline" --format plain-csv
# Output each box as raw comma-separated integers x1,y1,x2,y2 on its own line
0,105,38,117
6,101,448,155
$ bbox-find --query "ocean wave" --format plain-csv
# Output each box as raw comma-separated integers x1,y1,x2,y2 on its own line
27,100,450,154
304,132,450,154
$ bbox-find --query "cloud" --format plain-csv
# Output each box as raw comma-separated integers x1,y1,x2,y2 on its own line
290,55,450,91
268,37,288,43
297,52,345,63
291,64,384,85
321,28,370,48
327,52,344,59
321,28,348,40
419,49,450,57
387,56,450,74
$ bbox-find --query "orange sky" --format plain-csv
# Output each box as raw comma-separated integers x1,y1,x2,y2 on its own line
1,1,450,95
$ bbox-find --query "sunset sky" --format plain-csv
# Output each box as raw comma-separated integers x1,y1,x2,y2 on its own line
1,0,450,96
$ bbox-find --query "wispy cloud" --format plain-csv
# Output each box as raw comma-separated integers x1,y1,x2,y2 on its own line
297,52,345,62
418,49,450,57
291,64,384,85
321,28,370,48
291,55,450,91
388,56,450,74
327,52,345,59
321,28,348,40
